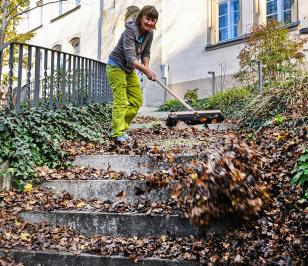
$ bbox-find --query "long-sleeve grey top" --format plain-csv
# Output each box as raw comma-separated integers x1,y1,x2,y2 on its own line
108,21,154,73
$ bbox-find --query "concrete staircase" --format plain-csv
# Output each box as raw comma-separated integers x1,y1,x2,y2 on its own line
4,153,205,265
2,110,235,265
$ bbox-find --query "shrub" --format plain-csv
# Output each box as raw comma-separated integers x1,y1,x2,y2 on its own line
195,87,254,119
157,99,185,112
184,88,199,103
239,74,308,128
236,20,307,86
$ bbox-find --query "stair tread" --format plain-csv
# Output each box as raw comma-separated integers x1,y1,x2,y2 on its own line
0,248,200,266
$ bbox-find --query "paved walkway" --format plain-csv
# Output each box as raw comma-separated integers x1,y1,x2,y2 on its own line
137,106,169,119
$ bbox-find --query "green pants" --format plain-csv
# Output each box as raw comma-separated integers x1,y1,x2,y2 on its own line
106,65,143,138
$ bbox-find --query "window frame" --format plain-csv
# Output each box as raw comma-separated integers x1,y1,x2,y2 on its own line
266,0,292,24
58,1,63,16
70,37,80,55
217,0,240,42
52,45,62,52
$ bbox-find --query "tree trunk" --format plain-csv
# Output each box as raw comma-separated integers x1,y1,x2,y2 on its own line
0,0,9,46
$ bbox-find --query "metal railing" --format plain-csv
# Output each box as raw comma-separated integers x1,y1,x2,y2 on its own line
0,42,112,112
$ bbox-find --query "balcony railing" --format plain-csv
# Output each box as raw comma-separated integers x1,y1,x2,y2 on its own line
0,42,112,112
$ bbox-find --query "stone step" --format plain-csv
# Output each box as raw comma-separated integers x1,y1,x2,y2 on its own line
20,211,203,238
0,249,198,266
41,180,169,203
130,123,236,130
73,154,196,175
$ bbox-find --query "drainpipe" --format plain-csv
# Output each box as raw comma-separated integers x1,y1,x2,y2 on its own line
97,0,104,61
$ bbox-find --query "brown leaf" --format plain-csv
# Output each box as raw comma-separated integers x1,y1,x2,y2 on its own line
116,191,126,198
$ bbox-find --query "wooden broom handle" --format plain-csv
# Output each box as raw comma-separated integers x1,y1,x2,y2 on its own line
155,79,195,111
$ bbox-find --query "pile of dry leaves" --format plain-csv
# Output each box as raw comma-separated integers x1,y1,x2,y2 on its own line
0,256,23,266
169,134,267,226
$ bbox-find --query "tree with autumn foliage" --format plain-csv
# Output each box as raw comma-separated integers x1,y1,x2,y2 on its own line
0,0,68,46
235,20,307,86
0,0,34,46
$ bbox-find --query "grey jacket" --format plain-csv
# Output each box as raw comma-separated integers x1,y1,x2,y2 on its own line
109,21,154,73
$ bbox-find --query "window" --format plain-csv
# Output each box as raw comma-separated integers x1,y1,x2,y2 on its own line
59,1,63,15
218,0,240,42
266,0,292,24
36,0,43,25
70,38,80,55
52,45,62,52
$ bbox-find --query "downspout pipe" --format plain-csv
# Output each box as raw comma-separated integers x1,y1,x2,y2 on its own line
97,0,104,61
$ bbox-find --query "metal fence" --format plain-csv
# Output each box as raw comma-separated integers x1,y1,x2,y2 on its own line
0,42,112,112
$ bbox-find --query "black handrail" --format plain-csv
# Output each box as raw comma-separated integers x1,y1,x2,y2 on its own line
0,42,112,112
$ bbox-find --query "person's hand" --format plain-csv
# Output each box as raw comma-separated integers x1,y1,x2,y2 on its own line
144,67,156,81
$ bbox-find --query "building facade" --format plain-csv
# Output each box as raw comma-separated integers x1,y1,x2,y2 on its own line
20,0,308,106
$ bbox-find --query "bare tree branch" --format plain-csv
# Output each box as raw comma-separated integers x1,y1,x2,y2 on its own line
9,0,68,21
7,0,30,19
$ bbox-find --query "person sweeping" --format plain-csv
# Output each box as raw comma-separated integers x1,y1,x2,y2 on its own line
107,5,158,142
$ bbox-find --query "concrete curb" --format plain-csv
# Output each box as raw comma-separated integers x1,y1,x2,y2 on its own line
0,249,200,266
41,180,170,203
20,210,203,237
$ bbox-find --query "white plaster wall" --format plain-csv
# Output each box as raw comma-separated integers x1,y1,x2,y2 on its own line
241,0,255,34
299,0,308,28
23,0,99,60
161,0,254,97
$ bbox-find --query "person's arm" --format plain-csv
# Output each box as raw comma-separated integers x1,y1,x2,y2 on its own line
132,59,156,80
138,32,156,80
123,28,138,67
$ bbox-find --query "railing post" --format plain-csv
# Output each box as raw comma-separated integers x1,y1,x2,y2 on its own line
7,44,14,110
67,55,72,101
61,53,67,105
26,46,32,110
94,61,98,103
77,57,81,105
49,51,55,109
33,47,41,109
72,56,77,104
80,57,85,105
43,49,48,109
16,44,24,112
56,51,61,106
88,60,92,103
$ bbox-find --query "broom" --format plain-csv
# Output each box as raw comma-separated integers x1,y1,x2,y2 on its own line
155,79,224,127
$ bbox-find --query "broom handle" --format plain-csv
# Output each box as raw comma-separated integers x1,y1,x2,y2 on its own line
155,79,195,111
